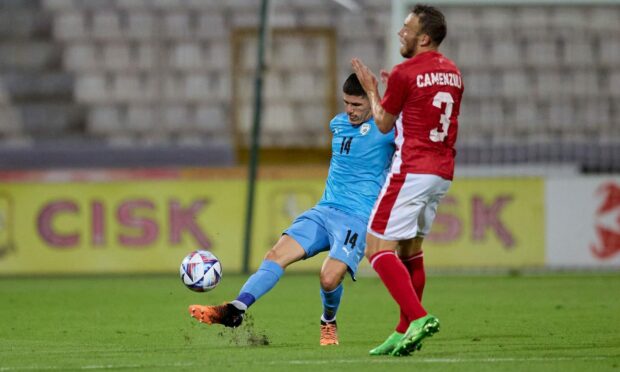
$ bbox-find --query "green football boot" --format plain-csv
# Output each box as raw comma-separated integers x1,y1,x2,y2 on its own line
390,314,440,357
369,331,404,356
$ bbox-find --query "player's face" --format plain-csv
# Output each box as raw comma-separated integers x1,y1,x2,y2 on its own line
398,13,422,58
343,93,372,125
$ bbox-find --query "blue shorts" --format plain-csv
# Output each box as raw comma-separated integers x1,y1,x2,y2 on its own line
283,205,367,280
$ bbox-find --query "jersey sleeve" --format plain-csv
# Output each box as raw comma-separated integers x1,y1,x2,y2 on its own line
329,115,338,133
381,65,408,116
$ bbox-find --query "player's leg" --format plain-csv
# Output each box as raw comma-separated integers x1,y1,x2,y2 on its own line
190,208,328,327
371,238,425,355
368,173,449,355
366,233,417,355
391,175,450,356
366,173,428,325
319,257,347,322
395,238,425,334
318,257,347,345
318,209,367,346
189,235,305,327
232,235,306,310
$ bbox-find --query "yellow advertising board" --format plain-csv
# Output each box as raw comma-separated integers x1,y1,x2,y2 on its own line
423,178,545,267
0,178,245,274
0,169,544,275
250,177,545,270
250,178,326,270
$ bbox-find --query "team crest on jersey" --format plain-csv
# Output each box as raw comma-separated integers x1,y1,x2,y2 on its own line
360,123,371,135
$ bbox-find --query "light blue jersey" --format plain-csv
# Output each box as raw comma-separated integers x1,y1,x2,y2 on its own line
317,113,395,221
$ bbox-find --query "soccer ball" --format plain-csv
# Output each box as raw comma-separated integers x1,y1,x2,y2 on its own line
179,250,222,292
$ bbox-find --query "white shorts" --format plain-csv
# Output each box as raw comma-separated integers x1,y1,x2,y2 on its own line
368,173,451,241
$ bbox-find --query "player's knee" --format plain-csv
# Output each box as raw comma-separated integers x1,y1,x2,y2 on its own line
263,247,282,262
320,272,343,291
263,243,303,268
364,245,381,261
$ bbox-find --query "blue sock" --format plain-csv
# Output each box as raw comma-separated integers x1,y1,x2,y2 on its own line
320,283,343,322
234,259,284,310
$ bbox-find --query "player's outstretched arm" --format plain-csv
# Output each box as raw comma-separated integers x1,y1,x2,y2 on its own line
351,58,396,133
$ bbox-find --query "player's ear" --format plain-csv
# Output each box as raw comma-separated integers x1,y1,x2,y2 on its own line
419,33,432,47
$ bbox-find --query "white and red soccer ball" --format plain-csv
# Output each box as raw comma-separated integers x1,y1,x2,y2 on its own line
179,250,222,292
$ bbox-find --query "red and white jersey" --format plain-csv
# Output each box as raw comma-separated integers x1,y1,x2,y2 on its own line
382,50,464,180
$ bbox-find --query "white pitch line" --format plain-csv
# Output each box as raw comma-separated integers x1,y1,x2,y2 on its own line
271,356,613,365
0,356,614,371
0,362,195,371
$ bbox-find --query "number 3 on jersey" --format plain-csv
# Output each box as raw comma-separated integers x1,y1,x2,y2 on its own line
429,91,454,143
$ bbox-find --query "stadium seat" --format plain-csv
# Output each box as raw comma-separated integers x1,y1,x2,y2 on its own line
88,105,124,135
600,40,620,67
102,43,131,71
54,11,87,40
170,42,203,71
115,0,150,9
163,74,185,102
535,71,564,97
64,43,98,71
562,39,594,67
264,74,284,100
164,12,192,40
480,8,514,36
162,104,190,133
195,105,227,134
516,7,549,38
196,13,227,39
590,7,620,33
548,100,576,132
570,70,598,97
525,39,559,67
297,9,334,27
501,70,530,98
126,105,155,134
551,8,585,32
43,0,76,11
514,99,539,133
112,74,151,103
126,12,156,40
609,70,620,97
445,8,477,38
580,99,611,131
464,71,494,99
456,40,485,69
151,0,186,10
75,74,110,103
92,10,123,41
489,38,521,68
133,43,157,71
184,73,210,101
0,107,22,135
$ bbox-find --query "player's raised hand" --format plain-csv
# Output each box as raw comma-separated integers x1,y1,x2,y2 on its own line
379,69,390,85
351,58,378,94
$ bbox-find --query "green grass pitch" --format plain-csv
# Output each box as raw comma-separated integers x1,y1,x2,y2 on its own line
1,272,619,371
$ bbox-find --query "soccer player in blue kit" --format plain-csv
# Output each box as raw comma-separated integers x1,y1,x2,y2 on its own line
189,73,395,346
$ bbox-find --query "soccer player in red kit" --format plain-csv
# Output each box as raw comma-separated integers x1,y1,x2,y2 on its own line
352,4,464,356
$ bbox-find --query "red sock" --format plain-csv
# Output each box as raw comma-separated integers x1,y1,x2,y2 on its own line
396,252,425,333
370,250,427,329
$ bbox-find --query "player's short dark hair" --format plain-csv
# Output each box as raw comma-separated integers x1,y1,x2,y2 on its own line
343,73,366,97
412,4,447,46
